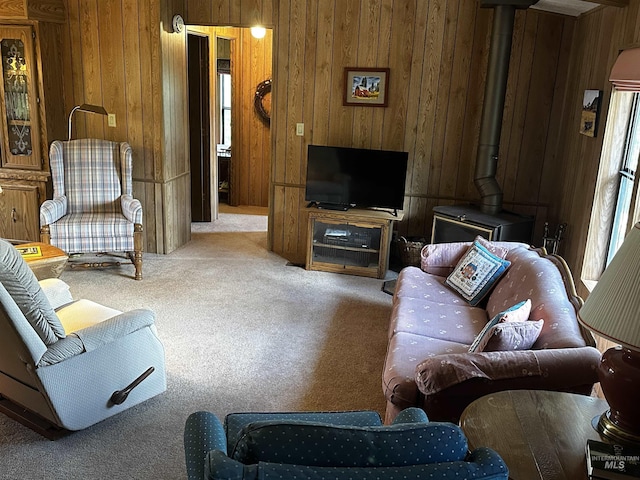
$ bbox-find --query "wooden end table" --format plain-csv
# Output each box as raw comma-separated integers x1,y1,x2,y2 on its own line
16,242,68,280
460,390,609,480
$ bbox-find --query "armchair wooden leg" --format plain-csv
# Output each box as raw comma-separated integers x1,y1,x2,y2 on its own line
133,223,143,280
40,225,51,245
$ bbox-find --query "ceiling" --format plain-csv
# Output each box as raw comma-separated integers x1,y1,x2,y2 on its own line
530,0,601,16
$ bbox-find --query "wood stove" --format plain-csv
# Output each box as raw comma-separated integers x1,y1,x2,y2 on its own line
431,0,538,245
431,205,533,243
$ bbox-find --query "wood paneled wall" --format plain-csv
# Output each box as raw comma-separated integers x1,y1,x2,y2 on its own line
61,0,191,254
160,0,191,252
551,1,640,290
270,1,574,264
230,27,272,207
184,0,273,27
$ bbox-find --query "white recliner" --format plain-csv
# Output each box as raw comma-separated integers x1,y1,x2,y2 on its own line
0,239,166,437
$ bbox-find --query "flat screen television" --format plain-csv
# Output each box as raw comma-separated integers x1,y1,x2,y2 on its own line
305,145,408,213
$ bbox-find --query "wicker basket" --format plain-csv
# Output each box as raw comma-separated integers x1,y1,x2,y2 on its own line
397,236,427,267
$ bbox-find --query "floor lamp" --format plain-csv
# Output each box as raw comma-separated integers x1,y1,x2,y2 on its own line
67,104,108,140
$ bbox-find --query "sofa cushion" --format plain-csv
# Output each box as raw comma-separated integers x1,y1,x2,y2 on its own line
383,332,470,411
230,421,468,467
420,236,512,276
394,268,468,304
389,296,487,342
225,411,383,450
446,241,511,306
469,300,531,352
481,320,544,352
207,449,509,480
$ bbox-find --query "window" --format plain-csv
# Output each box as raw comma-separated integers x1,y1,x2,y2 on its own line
607,93,640,264
583,90,640,286
219,73,231,147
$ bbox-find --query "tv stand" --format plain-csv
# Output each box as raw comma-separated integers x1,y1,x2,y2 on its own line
306,208,404,279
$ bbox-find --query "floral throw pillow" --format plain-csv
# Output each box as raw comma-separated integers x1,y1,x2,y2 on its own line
468,299,531,352
420,235,510,277
445,240,511,306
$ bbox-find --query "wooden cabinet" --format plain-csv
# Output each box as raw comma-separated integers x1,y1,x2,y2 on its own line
0,179,43,241
0,25,42,170
0,20,65,241
306,208,402,279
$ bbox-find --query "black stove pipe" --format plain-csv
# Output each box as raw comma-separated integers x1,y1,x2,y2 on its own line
475,1,537,215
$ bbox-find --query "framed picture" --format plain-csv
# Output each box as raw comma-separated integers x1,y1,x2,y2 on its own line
580,89,602,137
343,67,390,107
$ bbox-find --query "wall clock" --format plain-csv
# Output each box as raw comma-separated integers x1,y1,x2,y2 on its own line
172,14,184,33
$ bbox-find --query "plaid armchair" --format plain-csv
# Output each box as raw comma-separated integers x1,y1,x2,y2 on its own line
40,139,144,280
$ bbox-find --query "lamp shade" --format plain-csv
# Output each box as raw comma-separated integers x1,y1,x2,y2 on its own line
67,104,108,140
76,104,107,115
578,222,640,350
610,47,640,92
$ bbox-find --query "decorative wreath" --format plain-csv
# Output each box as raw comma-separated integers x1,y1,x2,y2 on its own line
254,78,272,126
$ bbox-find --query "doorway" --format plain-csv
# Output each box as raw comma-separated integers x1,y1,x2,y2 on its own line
187,26,272,225
216,37,232,207
187,33,211,222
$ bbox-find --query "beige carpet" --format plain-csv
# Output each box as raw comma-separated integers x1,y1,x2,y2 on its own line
0,214,393,479
191,205,268,233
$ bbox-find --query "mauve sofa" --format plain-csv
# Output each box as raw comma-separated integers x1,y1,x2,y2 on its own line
382,240,602,423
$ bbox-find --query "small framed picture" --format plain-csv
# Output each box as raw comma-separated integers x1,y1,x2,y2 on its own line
580,89,602,137
343,67,390,107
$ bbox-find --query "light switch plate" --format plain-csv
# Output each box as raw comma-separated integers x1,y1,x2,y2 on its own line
108,114,117,127
296,123,304,136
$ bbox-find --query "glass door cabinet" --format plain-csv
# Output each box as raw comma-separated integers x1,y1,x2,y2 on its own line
0,26,41,170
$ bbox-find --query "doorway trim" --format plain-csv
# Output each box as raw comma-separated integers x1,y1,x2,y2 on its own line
187,30,212,222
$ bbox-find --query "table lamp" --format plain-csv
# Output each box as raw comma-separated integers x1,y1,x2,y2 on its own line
578,222,640,445
67,104,108,140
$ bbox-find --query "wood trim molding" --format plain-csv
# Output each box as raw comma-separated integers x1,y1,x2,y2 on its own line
584,0,629,7
0,0,66,23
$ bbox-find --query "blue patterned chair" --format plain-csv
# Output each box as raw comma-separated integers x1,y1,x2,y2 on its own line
0,239,166,437
40,138,144,280
184,407,508,480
